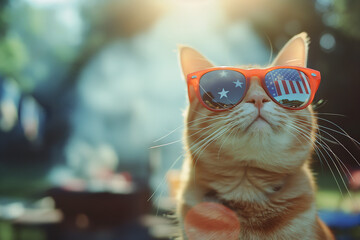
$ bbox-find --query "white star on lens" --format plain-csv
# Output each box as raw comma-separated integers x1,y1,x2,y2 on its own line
233,79,243,88
219,71,227,77
218,88,229,99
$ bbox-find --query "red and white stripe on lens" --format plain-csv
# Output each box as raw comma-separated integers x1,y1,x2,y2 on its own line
273,71,310,96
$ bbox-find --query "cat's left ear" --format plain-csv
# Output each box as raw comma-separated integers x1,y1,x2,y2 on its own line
178,45,214,80
272,32,310,67
178,46,214,102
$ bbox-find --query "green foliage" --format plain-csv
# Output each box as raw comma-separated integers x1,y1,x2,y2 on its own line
0,8,9,34
27,8,46,36
0,222,13,240
0,35,28,75
334,0,360,39
0,34,31,90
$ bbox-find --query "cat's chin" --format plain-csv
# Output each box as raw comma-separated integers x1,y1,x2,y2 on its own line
244,117,272,133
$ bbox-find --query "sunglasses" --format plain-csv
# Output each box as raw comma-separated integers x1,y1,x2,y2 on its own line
186,66,321,111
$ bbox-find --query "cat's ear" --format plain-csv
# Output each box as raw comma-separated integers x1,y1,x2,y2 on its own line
178,46,214,102
272,32,310,67
178,45,214,79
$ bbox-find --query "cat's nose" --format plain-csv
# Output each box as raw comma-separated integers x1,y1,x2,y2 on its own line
245,94,271,109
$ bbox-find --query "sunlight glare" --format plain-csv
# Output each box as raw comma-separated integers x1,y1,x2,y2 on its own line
24,0,79,7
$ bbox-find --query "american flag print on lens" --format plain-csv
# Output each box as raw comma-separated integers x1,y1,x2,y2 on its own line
265,68,311,108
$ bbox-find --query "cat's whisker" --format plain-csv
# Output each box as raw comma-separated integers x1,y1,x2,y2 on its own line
291,113,360,147
153,126,183,143
284,125,306,145
318,123,360,147
294,128,325,169
191,121,237,158
293,119,360,167
188,119,223,130
154,184,167,216
191,110,228,119
152,118,224,149
316,138,352,197
264,33,274,66
149,119,225,201
190,124,231,148
217,123,240,160
154,115,219,143
268,111,288,119
150,139,185,149
292,117,349,145
290,112,346,117
189,124,229,156
310,139,345,196
149,123,227,202
286,122,327,174
148,153,184,201
191,125,232,180
316,142,346,197
289,122,352,196
287,123,316,149
191,124,232,157
317,137,355,182
291,119,338,144
189,116,224,124
318,128,360,167
226,107,244,117
191,111,235,124
287,121,324,155
318,129,339,145
149,121,227,200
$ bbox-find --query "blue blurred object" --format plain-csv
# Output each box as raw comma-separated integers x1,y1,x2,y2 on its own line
0,76,21,132
19,95,45,143
319,210,360,228
0,76,46,157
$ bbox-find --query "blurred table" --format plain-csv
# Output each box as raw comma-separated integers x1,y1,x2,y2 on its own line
0,181,155,240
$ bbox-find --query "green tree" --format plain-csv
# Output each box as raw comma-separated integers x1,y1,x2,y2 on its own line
0,1,30,90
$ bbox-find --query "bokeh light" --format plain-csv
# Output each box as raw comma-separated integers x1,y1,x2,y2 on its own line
320,32,336,52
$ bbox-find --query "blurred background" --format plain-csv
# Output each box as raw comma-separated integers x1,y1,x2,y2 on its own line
0,0,359,239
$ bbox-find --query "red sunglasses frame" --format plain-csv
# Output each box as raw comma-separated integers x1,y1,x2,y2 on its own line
186,66,321,111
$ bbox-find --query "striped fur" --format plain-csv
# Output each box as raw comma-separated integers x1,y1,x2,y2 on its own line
176,33,334,239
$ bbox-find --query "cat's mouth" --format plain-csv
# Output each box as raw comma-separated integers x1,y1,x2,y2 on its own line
244,115,271,131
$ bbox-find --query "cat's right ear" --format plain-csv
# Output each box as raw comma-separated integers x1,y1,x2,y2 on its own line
178,45,214,102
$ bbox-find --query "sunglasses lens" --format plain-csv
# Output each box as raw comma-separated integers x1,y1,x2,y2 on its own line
264,68,311,109
199,70,246,110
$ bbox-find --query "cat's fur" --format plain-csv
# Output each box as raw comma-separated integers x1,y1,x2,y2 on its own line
176,33,335,240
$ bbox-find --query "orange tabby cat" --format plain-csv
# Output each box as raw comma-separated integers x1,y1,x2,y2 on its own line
176,33,335,240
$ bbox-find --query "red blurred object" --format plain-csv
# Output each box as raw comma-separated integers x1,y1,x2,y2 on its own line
348,170,360,191
185,202,240,240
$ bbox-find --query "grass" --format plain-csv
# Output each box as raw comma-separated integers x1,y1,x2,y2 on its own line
0,222,13,240
0,163,50,240
0,222,46,240
315,168,360,212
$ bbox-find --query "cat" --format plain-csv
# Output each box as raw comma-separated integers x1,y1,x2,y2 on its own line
176,32,335,240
